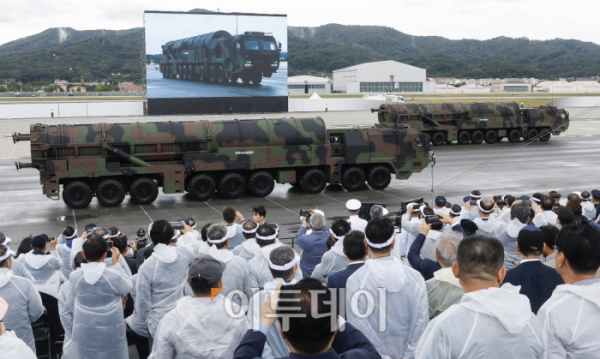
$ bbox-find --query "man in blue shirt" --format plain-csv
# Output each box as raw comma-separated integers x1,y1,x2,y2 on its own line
296,210,330,278
327,230,367,319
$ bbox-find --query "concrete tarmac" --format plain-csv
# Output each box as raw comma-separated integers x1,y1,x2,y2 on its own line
1,108,599,249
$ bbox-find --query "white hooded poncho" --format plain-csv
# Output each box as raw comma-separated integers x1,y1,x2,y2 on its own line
233,239,261,262
416,284,546,358
311,239,348,283
0,330,36,359
247,242,302,290
538,281,600,358
149,295,248,359
206,244,251,306
21,250,62,298
346,256,429,359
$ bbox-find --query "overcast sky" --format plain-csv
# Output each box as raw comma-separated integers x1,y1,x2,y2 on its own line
1,0,599,47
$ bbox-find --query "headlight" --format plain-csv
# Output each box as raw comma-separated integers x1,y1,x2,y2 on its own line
245,61,253,68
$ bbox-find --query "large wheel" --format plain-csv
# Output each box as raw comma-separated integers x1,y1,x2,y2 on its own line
247,171,275,197
539,128,552,142
209,65,217,83
431,132,446,146
367,166,391,190
168,65,173,78
471,130,484,145
63,181,93,209
342,167,366,192
96,179,126,207
242,76,251,85
484,130,498,144
527,129,539,142
217,65,226,84
129,177,159,205
199,65,206,82
457,131,471,145
300,168,327,194
219,173,246,199
251,73,262,85
181,65,186,80
188,174,216,201
508,129,521,143
161,65,166,78
187,65,193,81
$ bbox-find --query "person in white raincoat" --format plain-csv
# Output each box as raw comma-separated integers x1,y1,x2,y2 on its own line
416,234,546,358
495,202,546,268
247,246,299,359
134,220,194,342
248,224,302,291
149,255,248,359
21,235,62,298
0,244,43,353
204,223,251,306
233,220,261,262
0,296,36,359
71,227,133,277
311,219,351,283
473,199,498,237
60,236,133,359
579,191,597,220
177,219,209,255
538,223,600,359
56,227,77,280
125,273,150,359
0,234,33,282
346,217,429,359
58,251,87,354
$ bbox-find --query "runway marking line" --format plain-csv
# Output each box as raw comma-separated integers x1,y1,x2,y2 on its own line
264,197,297,215
139,205,153,222
203,201,223,215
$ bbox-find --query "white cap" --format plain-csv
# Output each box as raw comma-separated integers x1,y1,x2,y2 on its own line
346,199,362,211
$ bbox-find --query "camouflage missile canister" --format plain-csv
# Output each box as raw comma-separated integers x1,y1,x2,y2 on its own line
376,102,569,146
13,118,430,209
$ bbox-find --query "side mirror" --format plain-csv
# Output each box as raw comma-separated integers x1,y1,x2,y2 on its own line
278,42,282,50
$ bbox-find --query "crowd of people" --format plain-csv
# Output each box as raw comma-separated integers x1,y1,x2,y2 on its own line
0,191,599,359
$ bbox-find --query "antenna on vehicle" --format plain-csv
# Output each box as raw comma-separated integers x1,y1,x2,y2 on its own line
429,152,436,206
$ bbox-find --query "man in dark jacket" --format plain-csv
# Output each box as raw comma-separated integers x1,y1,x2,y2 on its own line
408,213,465,280
233,278,380,359
327,230,368,318
502,225,564,314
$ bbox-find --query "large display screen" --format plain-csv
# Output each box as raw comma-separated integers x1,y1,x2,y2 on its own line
144,11,288,115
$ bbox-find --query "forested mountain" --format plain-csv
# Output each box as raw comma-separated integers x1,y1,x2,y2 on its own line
1,23,599,84
288,24,600,78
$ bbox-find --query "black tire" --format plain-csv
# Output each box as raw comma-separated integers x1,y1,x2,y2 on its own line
219,173,246,199
508,129,521,143
527,129,539,142
300,168,327,194
63,181,93,209
342,167,366,192
178,65,183,80
199,65,206,82
247,171,275,197
168,65,173,78
471,130,484,145
188,65,193,81
161,65,166,78
539,128,552,142
209,65,217,83
367,166,391,190
129,177,159,205
181,65,186,80
251,73,262,85
217,65,225,84
188,174,216,201
431,132,446,146
96,179,126,207
484,130,498,144
457,131,471,145
231,75,238,84
242,76,251,85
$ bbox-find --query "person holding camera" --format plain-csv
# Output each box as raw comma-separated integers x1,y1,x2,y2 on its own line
296,210,330,278
62,235,132,359
56,226,78,280
408,212,465,280
223,206,247,250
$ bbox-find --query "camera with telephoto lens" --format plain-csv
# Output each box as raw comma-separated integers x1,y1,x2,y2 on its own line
299,209,312,221
493,195,506,206
425,215,441,224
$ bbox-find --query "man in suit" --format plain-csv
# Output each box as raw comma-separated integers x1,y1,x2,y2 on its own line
408,213,466,280
327,230,368,318
502,225,564,313
233,278,379,359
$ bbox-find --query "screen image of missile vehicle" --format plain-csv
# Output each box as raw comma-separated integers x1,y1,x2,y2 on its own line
13,117,431,209
160,30,281,85
375,102,569,146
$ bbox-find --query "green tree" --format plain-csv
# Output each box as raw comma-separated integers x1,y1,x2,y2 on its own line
76,86,81,92
8,84,16,92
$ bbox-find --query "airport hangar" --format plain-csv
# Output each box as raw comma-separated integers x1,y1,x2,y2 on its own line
332,60,436,94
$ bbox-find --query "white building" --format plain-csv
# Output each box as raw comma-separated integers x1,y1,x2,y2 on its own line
332,60,434,94
535,81,600,93
288,75,331,95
